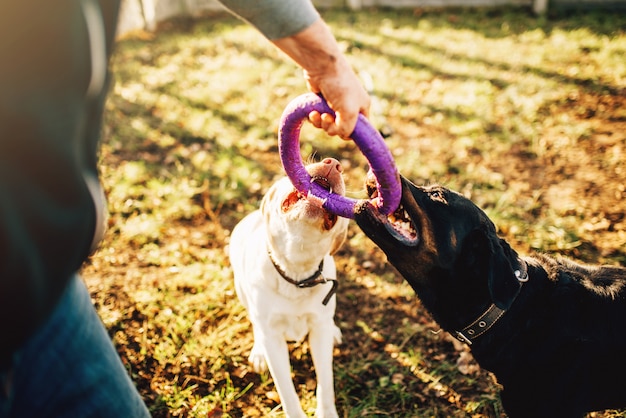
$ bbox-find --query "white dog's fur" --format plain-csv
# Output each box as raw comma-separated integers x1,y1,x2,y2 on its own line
229,158,349,418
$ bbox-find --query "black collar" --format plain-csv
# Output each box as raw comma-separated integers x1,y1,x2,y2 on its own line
454,258,529,345
268,250,337,306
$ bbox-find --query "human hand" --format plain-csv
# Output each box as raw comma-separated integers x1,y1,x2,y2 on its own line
304,63,370,139
272,19,370,139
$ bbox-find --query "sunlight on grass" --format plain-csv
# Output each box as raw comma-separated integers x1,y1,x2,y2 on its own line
81,7,626,417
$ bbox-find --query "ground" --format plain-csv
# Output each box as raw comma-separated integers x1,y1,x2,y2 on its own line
81,7,625,417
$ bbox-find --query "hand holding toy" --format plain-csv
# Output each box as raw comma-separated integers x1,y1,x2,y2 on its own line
279,93,401,219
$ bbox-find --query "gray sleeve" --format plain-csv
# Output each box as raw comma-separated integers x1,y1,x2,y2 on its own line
218,0,320,40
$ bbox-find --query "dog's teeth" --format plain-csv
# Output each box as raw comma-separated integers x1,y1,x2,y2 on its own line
306,191,328,208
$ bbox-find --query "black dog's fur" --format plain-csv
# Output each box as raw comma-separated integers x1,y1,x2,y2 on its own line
355,175,626,418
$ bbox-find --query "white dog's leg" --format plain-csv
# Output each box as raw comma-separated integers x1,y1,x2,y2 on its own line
258,334,307,418
308,323,341,418
248,333,268,373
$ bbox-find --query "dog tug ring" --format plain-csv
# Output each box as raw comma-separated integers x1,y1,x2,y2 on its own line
278,93,401,219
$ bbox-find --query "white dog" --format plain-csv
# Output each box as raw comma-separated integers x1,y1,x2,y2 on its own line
229,158,349,418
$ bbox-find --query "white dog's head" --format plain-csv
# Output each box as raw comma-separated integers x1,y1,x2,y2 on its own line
262,158,349,256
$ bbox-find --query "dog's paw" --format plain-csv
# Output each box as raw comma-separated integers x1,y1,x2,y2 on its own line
248,346,268,373
332,325,342,346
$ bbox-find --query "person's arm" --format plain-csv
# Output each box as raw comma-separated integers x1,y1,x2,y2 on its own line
219,0,369,138
272,19,370,138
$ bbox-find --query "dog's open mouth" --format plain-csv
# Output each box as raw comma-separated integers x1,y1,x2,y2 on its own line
387,205,418,243
282,176,338,230
311,176,332,193
365,179,419,246
282,176,333,210
312,176,339,230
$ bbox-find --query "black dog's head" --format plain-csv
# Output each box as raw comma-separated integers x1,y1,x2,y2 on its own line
355,173,523,328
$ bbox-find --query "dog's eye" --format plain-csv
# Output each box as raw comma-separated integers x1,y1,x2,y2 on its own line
428,190,447,204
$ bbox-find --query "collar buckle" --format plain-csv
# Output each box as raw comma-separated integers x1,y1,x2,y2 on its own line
454,331,474,346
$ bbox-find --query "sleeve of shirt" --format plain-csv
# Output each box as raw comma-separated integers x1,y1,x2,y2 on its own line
217,0,320,40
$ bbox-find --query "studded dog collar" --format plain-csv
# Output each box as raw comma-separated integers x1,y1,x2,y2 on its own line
454,259,529,345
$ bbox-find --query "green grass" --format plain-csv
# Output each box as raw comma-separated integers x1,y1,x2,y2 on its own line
83,6,626,417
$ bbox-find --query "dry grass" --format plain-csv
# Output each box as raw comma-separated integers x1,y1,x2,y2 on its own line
83,6,625,417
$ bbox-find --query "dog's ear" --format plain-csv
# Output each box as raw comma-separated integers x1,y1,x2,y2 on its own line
487,236,522,311
329,219,349,255
458,227,493,281
460,226,520,310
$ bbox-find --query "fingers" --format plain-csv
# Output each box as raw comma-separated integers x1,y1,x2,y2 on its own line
304,61,371,139
308,103,368,139
333,109,358,139
272,19,371,140
308,111,352,139
317,79,371,138
308,111,322,129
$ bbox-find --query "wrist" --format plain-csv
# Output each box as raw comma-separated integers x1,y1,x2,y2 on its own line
272,19,345,78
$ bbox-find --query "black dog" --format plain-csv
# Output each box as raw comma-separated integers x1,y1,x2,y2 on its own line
355,174,626,418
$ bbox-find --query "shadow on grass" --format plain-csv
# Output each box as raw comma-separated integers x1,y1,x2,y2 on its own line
93,8,626,417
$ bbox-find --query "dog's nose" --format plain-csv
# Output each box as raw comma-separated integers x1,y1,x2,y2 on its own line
322,158,343,174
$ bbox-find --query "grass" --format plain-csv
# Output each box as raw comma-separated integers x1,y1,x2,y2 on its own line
83,6,626,417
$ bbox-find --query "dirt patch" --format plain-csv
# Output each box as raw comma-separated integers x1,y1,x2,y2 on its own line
82,9,626,417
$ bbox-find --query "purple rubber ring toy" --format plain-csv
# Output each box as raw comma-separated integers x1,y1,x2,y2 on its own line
278,93,401,219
